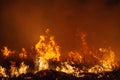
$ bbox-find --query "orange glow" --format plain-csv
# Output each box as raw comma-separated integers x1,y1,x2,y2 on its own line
19,48,27,58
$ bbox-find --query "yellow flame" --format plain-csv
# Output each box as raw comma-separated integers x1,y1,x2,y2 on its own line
99,48,117,71
56,61,85,77
19,62,29,74
88,65,104,74
35,57,49,72
35,35,60,61
10,62,29,77
60,62,75,74
0,65,8,77
0,29,119,78
34,31,60,72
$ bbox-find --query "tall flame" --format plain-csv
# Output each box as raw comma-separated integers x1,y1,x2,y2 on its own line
34,29,60,72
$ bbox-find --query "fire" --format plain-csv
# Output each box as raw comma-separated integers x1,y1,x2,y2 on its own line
1,46,15,57
56,62,75,74
68,51,82,63
87,48,117,74
99,48,117,71
19,48,27,58
0,66,8,77
0,29,119,78
10,62,29,77
19,62,29,74
35,57,49,72
35,35,60,61
88,65,104,74
34,29,60,72
10,63,19,77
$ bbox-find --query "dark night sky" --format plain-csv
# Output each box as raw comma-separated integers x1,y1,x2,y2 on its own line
0,0,120,54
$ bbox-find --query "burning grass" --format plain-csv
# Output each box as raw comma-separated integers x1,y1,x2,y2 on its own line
0,29,119,79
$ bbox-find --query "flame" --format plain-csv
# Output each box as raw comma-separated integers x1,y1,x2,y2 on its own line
0,29,119,78
10,63,19,77
35,35,60,61
0,66,8,77
68,51,82,63
1,46,15,57
19,62,29,74
56,61,85,77
35,57,49,72
58,62,75,74
19,48,27,58
87,48,117,74
34,30,60,72
99,48,117,71
88,65,104,74
10,62,29,77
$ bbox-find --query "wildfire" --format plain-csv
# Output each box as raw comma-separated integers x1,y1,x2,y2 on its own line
0,29,119,78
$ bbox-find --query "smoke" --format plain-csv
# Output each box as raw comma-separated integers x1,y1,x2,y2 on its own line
0,0,120,54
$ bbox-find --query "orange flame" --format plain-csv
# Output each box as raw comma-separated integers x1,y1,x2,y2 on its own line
0,29,119,78
19,48,27,58
1,46,15,57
